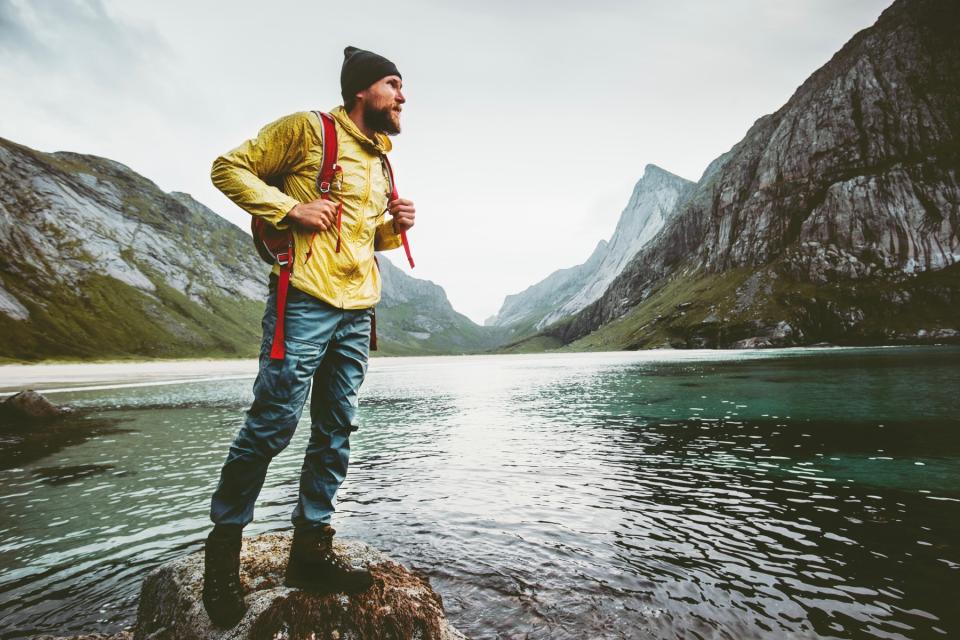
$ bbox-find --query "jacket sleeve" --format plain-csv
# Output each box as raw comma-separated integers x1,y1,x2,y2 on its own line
210,112,312,228
374,219,404,251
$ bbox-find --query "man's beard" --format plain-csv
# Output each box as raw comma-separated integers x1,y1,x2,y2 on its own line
364,101,401,136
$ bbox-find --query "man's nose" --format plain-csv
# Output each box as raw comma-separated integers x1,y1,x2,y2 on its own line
396,90,405,104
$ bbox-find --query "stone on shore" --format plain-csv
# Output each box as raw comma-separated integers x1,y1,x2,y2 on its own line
133,531,467,640
0,390,73,423
33,634,131,640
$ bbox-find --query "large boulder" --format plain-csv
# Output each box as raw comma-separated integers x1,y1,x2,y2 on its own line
33,635,131,640
133,532,467,640
0,390,73,423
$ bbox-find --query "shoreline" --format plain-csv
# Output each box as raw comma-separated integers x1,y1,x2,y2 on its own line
0,358,259,395
1,344,954,397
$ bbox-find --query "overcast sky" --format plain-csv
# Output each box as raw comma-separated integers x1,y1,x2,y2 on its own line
0,0,890,323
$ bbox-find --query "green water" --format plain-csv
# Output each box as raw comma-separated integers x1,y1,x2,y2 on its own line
0,346,958,639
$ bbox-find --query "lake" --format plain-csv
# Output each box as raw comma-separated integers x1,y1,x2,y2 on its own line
0,347,958,639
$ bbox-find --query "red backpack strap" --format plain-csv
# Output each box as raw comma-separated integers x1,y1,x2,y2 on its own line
304,111,343,261
269,250,292,360
370,256,379,351
381,155,414,269
315,111,339,191
270,111,340,361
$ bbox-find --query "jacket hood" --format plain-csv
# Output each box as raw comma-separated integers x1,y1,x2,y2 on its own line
331,106,393,154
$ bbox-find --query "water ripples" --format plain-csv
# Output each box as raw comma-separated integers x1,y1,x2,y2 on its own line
0,347,958,639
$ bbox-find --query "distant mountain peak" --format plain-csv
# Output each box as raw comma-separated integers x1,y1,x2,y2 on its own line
641,164,686,182
489,160,694,331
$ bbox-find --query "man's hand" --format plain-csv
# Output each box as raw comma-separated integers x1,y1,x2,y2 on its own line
286,199,339,231
389,198,416,233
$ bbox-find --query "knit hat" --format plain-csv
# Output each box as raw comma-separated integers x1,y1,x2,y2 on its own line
340,46,401,103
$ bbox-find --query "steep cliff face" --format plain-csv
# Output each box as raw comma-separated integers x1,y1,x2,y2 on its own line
488,164,692,334
0,138,496,360
0,138,269,360
545,0,959,349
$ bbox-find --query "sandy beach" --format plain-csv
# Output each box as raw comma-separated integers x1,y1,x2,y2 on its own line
0,359,260,396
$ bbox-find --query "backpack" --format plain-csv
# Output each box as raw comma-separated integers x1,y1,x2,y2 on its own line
251,110,414,360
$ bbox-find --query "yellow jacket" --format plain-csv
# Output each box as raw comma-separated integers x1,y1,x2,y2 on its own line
211,106,403,309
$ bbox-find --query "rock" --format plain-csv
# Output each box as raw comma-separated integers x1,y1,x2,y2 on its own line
731,337,773,349
32,633,132,640
0,390,73,423
770,321,794,340
133,532,466,640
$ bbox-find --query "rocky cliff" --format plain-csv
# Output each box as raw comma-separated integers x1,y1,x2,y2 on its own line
536,0,959,350
0,137,268,361
488,164,692,334
0,138,495,360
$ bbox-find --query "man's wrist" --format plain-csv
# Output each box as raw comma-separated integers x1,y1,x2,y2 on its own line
286,203,301,223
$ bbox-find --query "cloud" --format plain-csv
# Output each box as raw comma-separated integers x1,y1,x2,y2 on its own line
0,0,210,158
0,0,42,56
1,0,170,84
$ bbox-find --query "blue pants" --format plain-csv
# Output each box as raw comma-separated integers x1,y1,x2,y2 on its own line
210,285,372,530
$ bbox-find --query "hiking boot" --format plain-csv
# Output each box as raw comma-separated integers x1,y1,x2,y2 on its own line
283,525,374,594
202,525,247,627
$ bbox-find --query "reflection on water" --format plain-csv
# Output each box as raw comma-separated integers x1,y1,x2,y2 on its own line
0,346,958,639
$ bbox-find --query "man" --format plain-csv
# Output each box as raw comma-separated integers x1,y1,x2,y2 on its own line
201,46,415,627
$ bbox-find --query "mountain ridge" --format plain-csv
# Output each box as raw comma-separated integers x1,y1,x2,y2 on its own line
0,137,495,361
488,163,693,333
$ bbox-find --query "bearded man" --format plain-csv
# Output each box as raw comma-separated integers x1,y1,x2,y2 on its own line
201,46,415,627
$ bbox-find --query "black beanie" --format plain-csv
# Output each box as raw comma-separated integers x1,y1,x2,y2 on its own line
340,46,401,103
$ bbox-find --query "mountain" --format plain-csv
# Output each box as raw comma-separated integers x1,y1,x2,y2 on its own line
540,165,694,327
519,0,959,351
484,238,608,333
0,137,494,361
375,254,505,355
0,138,266,361
487,164,693,335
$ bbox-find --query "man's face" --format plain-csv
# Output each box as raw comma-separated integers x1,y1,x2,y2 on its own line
360,75,404,135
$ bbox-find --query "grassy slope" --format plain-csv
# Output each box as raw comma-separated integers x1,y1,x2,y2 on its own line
564,266,754,351
0,271,262,362
0,143,265,362
0,276,501,363
374,302,507,356
499,261,960,353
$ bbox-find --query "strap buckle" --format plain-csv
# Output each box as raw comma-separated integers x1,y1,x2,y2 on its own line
318,181,331,193
276,251,290,267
